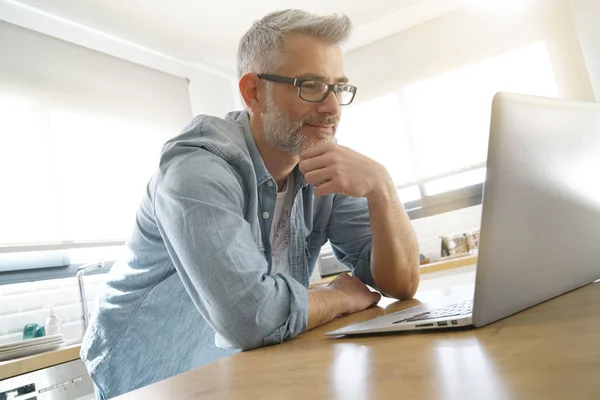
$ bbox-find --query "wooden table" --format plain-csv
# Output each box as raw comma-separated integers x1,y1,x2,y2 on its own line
118,275,600,400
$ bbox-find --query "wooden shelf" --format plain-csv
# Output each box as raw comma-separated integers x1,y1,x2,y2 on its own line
310,254,477,287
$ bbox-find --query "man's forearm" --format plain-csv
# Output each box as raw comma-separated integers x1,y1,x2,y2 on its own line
367,180,420,300
306,287,349,330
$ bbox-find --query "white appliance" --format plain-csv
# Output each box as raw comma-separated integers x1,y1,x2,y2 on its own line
0,359,95,400
318,248,350,277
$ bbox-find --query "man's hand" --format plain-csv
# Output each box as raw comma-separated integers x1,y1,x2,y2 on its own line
327,273,381,314
299,143,391,198
307,274,382,330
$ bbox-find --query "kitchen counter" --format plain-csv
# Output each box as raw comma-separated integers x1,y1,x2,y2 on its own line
0,344,81,380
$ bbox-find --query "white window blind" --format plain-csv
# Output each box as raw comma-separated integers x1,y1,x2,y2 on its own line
0,21,192,253
337,41,560,204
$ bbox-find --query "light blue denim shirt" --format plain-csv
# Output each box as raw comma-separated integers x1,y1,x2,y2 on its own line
81,110,377,398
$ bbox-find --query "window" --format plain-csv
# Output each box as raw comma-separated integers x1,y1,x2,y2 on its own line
0,93,172,247
337,41,560,218
0,20,191,272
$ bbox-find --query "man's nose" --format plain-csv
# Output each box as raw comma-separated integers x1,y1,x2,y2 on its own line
315,89,341,116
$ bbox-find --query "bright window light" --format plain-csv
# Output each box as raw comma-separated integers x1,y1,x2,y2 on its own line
0,91,172,247
471,0,537,13
337,93,417,186
403,41,559,180
398,186,422,203
48,109,170,241
0,93,61,244
425,168,487,196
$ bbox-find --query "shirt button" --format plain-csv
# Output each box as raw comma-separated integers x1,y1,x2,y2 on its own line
262,211,270,219
267,181,274,187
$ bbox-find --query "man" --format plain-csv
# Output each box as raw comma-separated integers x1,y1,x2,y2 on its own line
82,9,419,399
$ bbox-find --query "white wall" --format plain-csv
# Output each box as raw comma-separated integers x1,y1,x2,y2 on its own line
569,0,600,101
188,71,237,118
344,0,595,103
0,0,237,123
0,20,193,129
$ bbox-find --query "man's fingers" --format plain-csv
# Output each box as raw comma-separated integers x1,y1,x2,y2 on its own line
372,292,382,305
299,154,330,174
304,167,333,187
300,143,335,161
314,181,337,197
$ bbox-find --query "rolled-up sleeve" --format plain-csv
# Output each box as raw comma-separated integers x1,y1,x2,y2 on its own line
326,194,378,290
153,149,307,351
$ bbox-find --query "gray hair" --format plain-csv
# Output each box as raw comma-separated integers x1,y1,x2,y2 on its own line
237,9,352,78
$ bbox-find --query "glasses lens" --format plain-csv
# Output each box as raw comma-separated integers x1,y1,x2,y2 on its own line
300,81,328,102
299,81,356,105
339,86,355,105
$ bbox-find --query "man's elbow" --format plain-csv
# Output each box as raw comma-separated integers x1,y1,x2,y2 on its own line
388,281,419,300
216,316,290,351
382,269,420,300
399,273,420,299
212,314,268,351
216,326,264,351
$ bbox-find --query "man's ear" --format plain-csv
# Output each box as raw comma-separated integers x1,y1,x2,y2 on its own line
239,73,264,114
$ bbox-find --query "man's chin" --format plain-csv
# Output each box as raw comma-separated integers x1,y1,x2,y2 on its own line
302,127,335,140
302,136,334,152
269,132,335,156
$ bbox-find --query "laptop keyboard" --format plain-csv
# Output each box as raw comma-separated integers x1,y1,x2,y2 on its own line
394,299,473,324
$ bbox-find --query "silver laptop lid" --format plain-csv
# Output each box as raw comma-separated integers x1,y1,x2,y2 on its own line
473,93,600,327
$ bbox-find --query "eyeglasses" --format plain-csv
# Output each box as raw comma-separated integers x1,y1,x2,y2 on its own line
257,73,357,106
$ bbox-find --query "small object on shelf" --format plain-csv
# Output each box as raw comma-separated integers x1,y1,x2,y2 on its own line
34,326,46,338
22,324,39,340
45,306,63,336
440,233,470,257
466,229,480,253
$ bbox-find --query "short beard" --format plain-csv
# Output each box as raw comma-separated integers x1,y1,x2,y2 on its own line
262,95,338,155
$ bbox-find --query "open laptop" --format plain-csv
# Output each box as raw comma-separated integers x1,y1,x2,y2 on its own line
326,92,600,336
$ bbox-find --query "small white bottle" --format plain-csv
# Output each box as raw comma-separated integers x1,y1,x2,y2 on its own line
45,307,62,336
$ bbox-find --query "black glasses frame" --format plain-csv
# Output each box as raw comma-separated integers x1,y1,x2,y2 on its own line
257,73,357,105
